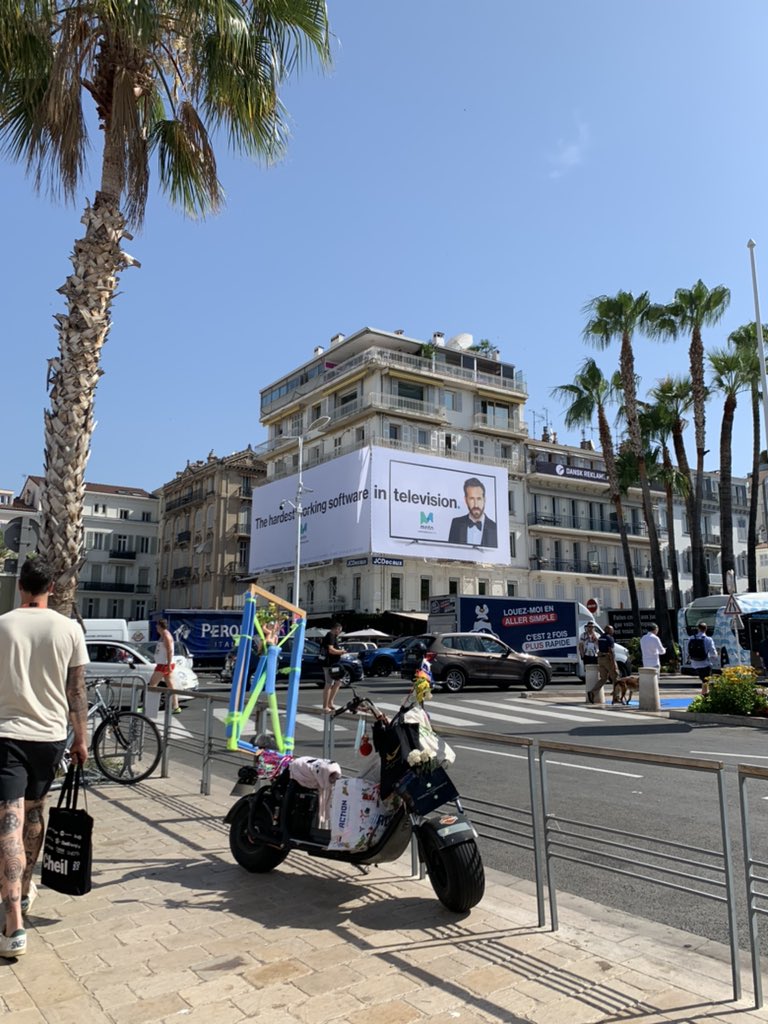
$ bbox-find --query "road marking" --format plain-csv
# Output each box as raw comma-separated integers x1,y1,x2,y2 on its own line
453,744,643,777
376,701,484,728
429,699,545,726
566,705,660,721
459,698,588,723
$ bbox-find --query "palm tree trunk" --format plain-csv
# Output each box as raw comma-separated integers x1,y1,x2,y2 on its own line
662,448,682,609
748,383,760,591
690,325,709,597
671,422,697,602
719,394,737,592
38,189,137,613
619,332,671,645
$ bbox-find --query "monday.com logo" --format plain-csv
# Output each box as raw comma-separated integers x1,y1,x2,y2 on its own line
419,511,435,532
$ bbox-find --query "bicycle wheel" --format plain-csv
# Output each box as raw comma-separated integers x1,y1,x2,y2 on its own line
92,711,162,784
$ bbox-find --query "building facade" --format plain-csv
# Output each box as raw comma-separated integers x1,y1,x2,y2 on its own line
156,447,265,610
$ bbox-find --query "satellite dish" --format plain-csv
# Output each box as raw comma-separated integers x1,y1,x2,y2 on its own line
446,332,474,351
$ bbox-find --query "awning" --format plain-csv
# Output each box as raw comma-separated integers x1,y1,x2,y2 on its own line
389,611,428,622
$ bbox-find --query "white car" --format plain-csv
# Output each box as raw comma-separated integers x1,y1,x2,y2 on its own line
84,640,199,692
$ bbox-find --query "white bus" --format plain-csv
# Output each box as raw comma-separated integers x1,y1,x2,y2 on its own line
678,593,768,671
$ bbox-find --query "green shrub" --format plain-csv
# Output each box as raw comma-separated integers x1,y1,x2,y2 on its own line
688,666,768,717
626,636,641,670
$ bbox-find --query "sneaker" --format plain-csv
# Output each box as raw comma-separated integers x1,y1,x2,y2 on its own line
0,929,26,958
173,707,182,715
21,881,37,915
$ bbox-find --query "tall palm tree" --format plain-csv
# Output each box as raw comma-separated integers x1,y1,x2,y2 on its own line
0,2,331,611
708,346,750,592
582,291,671,646
647,280,731,598
551,358,641,632
728,323,765,591
639,402,689,611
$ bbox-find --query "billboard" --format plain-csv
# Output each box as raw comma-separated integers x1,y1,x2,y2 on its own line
249,446,510,572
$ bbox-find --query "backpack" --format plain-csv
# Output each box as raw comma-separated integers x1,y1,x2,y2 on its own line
688,635,707,661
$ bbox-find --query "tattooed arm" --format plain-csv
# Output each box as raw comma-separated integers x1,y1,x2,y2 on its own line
66,664,89,765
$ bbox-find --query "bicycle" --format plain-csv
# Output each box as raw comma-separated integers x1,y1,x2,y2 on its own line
59,679,163,784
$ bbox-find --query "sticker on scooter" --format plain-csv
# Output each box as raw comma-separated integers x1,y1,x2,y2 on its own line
439,815,458,826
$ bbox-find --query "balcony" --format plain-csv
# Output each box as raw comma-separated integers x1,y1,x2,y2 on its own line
527,511,649,537
472,412,528,436
172,567,191,581
166,489,204,512
702,532,721,546
81,582,139,593
261,345,528,417
176,530,192,545
108,549,137,560
269,433,522,480
328,391,447,427
233,520,251,536
225,561,250,576
529,556,667,579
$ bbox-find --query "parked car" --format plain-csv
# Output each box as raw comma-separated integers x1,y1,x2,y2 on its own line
400,633,551,693
360,635,427,677
84,640,200,692
220,637,364,689
339,640,379,654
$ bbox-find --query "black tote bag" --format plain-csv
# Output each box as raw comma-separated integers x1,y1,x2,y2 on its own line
41,764,93,896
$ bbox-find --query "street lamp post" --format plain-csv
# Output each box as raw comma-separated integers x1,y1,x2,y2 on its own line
747,240,768,449
281,416,330,606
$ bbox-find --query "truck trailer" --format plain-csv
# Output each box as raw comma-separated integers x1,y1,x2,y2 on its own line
150,609,242,670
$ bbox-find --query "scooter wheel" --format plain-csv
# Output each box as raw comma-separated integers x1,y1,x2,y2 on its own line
229,798,288,873
421,835,485,913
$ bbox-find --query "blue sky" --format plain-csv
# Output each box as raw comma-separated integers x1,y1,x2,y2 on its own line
3,1,768,494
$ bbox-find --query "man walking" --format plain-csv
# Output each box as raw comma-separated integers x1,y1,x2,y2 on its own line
688,621,717,697
320,622,345,714
595,624,618,704
640,623,666,669
0,558,89,958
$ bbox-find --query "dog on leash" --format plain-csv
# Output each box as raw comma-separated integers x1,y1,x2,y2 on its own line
612,674,639,705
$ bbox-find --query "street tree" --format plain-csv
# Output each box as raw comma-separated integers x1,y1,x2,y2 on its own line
0,1,330,611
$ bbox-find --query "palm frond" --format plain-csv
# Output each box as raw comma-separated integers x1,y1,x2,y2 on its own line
150,101,223,216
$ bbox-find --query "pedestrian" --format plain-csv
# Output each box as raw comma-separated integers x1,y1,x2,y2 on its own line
640,623,666,669
150,618,180,714
759,635,768,677
320,622,345,713
0,557,89,958
595,624,618,704
578,622,599,667
687,621,717,697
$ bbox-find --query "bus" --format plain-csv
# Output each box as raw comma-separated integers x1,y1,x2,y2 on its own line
679,593,768,671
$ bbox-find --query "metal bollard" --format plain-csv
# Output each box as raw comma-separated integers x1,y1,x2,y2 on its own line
638,666,661,711
160,693,173,778
200,697,213,796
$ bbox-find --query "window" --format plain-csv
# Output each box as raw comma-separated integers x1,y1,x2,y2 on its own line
93,503,107,515
478,637,507,655
238,540,249,566
389,423,401,441
86,532,104,550
396,380,424,402
287,584,294,604
509,533,516,558
506,580,517,597
472,438,485,457
761,553,768,568
328,576,338,601
449,578,459,595
291,413,302,434
119,508,130,520
83,598,100,616
133,600,146,619
337,389,357,408
737,517,747,542
115,566,126,585
138,567,150,586
478,579,488,596
355,427,365,443
334,436,342,451
309,446,321,464
306,579,315,607
480,400,509,429
444,390,460,412
508,490,516,515
390,576,402,609
420,577,430,608
141,511,152,522
534,583,546,599
139,536,150,554
311,403,321,422
353,575,361,602
115,534,128,552
207,504,214,529
417,428,429,447
735,484,748,506
91,564,102,583
109,599,124,617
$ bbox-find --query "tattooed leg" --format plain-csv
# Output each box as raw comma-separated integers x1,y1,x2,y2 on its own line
22,799,46,892
0,799,25,936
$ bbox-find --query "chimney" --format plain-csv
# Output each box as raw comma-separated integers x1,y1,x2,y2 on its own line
313,346,324,355
580,438,595,451
330,333,345,346
432,332,444,345
394,329,405,335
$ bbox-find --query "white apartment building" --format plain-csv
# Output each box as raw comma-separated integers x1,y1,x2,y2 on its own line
8,476,159,618
253,327,530,619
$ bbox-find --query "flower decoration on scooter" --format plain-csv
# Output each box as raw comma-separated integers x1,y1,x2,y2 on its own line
411,669,432,706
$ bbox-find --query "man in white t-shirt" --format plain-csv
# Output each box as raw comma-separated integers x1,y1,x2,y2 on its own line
640,623,666,669
0,558,89,959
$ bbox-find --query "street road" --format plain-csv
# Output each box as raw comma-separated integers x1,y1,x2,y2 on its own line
170,673,768,953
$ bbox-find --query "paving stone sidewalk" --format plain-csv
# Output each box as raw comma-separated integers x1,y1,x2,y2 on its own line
2,771,768,1024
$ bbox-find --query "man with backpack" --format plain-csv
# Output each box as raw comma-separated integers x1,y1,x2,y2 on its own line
688,622,717,696
594,624,618,704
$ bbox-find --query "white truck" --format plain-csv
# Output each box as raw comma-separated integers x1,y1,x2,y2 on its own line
427,595,631,677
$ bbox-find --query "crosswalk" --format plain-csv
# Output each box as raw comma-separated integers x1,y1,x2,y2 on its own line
211,696,660,736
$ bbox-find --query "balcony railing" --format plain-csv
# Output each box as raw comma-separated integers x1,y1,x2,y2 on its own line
328,391,447,427
108,549,137,560
172,567,191,581
176,530,192,545
233,521,251,536
527,511,649,537
81,582,140,593
165,489,204,512
225,561,250,576
261,345,528,417
472,412,527,436
529,556,666,578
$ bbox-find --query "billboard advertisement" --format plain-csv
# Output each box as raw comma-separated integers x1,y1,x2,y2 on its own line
456,598,578,656
249,446,510,572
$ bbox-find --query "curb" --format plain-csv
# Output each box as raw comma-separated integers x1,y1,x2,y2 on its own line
668,709,768,728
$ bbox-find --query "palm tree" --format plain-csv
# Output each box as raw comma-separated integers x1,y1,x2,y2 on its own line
0,2,331,611
551,358,641,633
708,346,750,592
728,323,765,591
647,280,731,598
582,291,671,646
639,402,689,611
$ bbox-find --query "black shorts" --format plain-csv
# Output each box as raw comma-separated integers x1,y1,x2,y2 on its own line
0,737,67,801
694,666,712,683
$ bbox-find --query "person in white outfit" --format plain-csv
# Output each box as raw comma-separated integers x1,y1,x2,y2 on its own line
640,624,666,669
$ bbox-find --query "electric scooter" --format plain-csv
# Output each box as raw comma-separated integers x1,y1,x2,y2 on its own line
225,690,485,913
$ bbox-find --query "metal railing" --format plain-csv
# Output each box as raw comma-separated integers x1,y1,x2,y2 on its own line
527,511,649,537
738,764,768,1006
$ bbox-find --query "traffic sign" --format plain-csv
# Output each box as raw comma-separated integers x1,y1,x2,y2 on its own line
723,595,742,616
586,598,599,614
